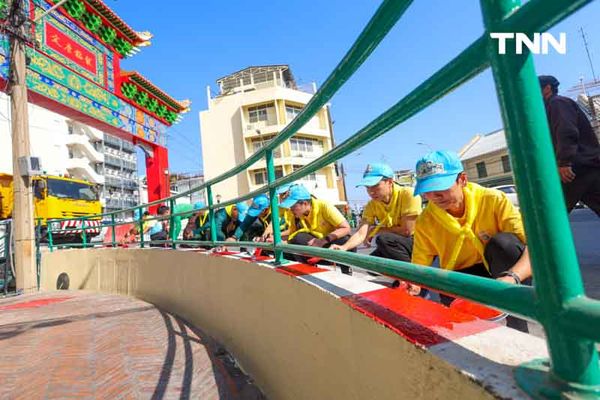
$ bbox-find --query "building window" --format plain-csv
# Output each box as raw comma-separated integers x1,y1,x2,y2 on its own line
248,105,270,123
285,105,303,121
251,136,281,157
476,161,487,178
290,137,317,153
253,167,283,185
501,155,512,173
292,165,316,181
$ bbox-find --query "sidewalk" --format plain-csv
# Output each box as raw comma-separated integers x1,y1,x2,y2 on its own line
0,291,264,399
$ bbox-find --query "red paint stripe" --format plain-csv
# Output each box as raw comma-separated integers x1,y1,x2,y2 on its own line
240,255,273,262
0,296,74,311
276,263,329,277
341,288,496,347
210,251,240,256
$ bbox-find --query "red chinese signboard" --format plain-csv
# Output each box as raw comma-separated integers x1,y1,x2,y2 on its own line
45,23,98,75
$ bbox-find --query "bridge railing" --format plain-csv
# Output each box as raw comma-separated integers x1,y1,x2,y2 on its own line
43,0,600,396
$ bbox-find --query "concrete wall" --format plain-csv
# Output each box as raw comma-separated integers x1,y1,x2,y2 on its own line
40,248,543,400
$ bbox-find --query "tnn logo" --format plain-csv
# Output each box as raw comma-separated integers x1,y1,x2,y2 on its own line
490,33,566,55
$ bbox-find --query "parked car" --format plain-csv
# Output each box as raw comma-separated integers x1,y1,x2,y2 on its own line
493,184,519,208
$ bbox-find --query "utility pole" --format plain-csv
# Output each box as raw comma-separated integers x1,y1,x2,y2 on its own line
580,27,598,83
5,0,36,293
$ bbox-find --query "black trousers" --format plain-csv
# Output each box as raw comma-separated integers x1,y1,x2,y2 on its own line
150,231,168,247
439,232,531,333
287,232,355,274
370,232,413,262
563,166,600,217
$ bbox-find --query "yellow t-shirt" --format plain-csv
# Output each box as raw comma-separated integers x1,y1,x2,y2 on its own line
361,184,422,233
412,182,525,271
288,199,346,238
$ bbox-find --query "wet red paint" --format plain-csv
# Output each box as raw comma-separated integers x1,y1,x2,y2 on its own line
210,251,240,256
450,298,507,321
276,264,329,277
0,296,74,311
240,255,273,262
341,288,496,347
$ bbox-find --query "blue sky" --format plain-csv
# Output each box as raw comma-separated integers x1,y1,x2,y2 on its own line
111,0,600,205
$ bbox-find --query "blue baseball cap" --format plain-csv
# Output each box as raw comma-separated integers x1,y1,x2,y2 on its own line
414,151,464,196
279,185,311,209
356,163,394,187
193,201,205,210
276,183,293,194
248,194,269,217
236,202,249,222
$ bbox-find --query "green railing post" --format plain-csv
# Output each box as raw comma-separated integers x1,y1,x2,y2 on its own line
265,149,284,264
111,214,116,248
207,185,217,244
138,211,145,248
169,199,176,249
35,218,41,290
480,0,600,396
47,220,54,252
81,218,87,248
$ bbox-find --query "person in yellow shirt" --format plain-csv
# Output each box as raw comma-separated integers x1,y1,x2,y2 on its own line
280,184,353,273
331,163,421,267
411,150,532,332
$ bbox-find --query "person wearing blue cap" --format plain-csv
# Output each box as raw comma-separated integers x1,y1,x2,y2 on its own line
411,150,532,332
539,75,600,217
149,205,171,247
121,210,151,244
280,184,353,274
226,194,272,241
330,163,421,268
183,202,209,241
193,202,247,242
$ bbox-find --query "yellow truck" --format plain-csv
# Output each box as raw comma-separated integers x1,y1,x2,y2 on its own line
0,173,102,243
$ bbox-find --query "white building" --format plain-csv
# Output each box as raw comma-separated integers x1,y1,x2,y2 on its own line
459,129,514,187
199,65,345,205
0,92,139,214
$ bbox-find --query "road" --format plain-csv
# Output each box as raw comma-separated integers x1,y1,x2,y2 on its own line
570,208,600,299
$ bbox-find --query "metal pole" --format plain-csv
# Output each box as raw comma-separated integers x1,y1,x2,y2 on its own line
207,185,217,244
81,218,87,248
169,198,176,249
480,0,600,395
265,149,284,264
47,220,54,252
138,212,145,248
111,214,116,247
7,0,36,293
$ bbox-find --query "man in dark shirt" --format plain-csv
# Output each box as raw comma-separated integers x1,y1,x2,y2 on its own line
539,75,600,216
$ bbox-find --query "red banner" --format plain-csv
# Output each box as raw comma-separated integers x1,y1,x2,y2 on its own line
45,23,97,75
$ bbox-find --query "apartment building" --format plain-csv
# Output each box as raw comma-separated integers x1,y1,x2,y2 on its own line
199,65,345,204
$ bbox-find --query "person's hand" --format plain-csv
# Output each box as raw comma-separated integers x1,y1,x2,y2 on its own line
559,166,576,183
362,236,373,248
406,283,421,296
329,244,346,251
308,238,328,247
225,237,237,242
260,233,273,242
496,275,518,285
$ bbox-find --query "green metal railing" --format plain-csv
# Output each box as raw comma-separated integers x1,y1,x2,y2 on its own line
42,0,600,397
